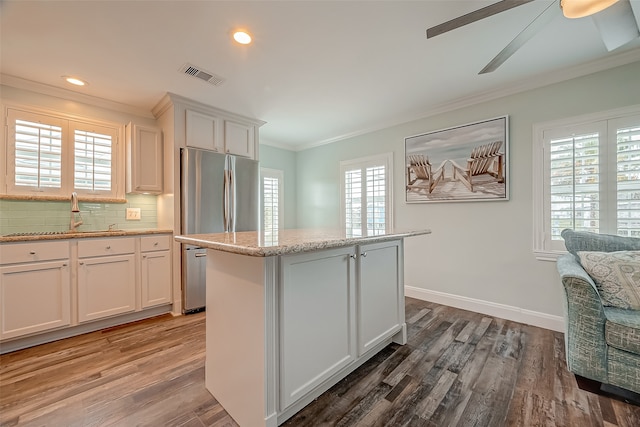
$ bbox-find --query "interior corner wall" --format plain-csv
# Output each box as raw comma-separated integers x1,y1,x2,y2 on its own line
294,60,640,324
259,144,298,229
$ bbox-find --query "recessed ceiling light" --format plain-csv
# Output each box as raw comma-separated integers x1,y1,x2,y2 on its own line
63,76,88,86
233,31,252,45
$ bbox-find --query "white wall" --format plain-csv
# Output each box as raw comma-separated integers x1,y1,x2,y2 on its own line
294,61,640,330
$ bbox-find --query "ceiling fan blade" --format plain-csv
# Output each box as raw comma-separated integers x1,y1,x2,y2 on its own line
591,0,640,51
427,0,535,39
479,1,560,74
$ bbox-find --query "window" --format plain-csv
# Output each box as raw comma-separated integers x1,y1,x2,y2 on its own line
5,108,121,199
261,168,283,239
533,107,640,257
340,153,393,237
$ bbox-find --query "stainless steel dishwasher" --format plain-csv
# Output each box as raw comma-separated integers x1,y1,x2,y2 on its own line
182,245,207,313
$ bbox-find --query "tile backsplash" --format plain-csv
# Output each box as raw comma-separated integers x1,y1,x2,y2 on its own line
0,194,158,236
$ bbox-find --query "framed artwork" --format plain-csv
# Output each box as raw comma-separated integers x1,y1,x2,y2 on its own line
405,115,509,203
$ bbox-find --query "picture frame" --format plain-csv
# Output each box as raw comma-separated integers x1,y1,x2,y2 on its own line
404,115,509,203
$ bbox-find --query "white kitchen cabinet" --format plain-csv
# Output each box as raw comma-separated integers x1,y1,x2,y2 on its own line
279,246,356,410
224,119,255,158
185,109,223,152
0,241,71,339
126,122,163,194
185,108,258,159
140,235,172,308
357,240,404,355
77,238,136,323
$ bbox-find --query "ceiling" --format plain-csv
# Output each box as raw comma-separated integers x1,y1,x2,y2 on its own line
2,1,640,150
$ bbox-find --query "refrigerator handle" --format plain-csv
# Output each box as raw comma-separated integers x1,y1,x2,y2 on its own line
224,169,231,232
229,167,235,232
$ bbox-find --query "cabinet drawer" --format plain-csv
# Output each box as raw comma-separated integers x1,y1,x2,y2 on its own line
140,235,172,252
78,238,135,258
0,241,69,264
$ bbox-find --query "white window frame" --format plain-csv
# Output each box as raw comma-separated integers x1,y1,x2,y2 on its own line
532,104,640,260
2,105,124,200
340,152,393,237
261,167,284,235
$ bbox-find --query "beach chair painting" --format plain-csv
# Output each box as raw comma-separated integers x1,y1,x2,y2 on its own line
406,155,446,194
404,116,508,203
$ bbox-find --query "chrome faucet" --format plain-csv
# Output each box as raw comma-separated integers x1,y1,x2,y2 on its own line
70,192,83,232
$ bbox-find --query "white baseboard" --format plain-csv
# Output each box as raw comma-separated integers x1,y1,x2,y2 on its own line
405,286,565,332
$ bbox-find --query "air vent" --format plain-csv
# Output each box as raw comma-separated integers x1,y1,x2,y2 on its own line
179,63,225,86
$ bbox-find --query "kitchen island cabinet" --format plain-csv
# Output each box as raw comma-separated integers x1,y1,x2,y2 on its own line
175,228,429,426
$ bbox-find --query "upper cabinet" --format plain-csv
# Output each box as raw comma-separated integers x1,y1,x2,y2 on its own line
224,119,255,159
126,122,163,194
185,109,222,152
185,108,258,159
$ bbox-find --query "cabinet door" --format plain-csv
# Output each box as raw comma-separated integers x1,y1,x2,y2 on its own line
358,240,403,356
224,120,254,158
279,246,356,410
141,250,172,308
0,261,70,339
78,254,136,322
127,123,163,194
186,109,222,152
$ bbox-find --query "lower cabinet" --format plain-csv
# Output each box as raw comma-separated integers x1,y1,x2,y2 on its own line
0,233,172,346
77,253,136,323
0,241,71,340
357,240,403,355
140,236,172,308
279,246,356,409
278,240,403,411
0,260,71,340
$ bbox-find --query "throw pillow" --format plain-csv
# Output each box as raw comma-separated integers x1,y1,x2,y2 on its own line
577,251,640,310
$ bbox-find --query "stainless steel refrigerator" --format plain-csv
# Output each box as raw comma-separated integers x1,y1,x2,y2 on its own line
180,147,260,313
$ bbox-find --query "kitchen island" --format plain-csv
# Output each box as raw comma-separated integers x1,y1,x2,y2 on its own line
174,228,430,426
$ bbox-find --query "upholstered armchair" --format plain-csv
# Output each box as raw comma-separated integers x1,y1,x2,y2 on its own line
557,229,640,398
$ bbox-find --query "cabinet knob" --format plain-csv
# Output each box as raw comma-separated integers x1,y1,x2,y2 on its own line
154,242,158,246
143,255,147,259
106,245,111,250
79,262,84,265
29,251,36,255
350,254,357,259
361,252,367,258
62,263,67,267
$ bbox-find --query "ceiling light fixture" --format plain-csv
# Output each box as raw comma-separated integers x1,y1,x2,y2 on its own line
233,30,252,45
63,76,88,86
560,0,619,18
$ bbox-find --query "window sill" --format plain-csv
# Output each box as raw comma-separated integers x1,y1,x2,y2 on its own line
0,194,127,204
533,249,566,262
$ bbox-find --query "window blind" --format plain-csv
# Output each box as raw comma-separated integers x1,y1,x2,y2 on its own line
616,124,640,237
263,176,279,235
549,132,600,238
344,169,363,237
366,166,386,236
14,119,63,189
74,129,112,192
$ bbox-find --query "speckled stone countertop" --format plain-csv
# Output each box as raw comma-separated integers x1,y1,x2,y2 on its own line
1,229,173,243
174,228,431,257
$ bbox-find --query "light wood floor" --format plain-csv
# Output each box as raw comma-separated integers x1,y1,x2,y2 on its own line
1,298,639,426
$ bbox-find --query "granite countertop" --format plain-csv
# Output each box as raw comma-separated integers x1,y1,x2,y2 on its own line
174,228,431,257
1,229,174,243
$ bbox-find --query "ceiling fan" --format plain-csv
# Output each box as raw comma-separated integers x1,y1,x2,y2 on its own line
426,0,640,74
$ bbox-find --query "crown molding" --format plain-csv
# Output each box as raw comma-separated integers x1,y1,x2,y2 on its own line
0,74,155,118
295,48,640,152
259,139,299,152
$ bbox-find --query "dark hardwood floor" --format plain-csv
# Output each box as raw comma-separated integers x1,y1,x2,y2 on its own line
1,297,639,426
